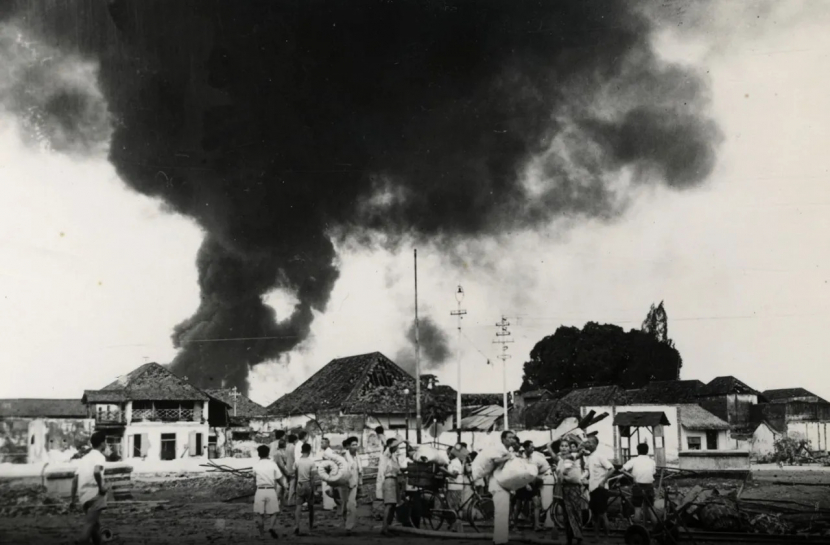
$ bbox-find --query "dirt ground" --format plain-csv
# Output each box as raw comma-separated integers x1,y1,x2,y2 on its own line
2,468,830,544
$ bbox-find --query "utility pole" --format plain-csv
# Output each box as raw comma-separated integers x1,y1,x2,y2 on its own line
450,286,467,440
414,250,422,444
230,386,240,417
493,316,514,430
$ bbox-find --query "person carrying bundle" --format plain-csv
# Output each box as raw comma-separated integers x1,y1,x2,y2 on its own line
557,438,585,545
471,430,518,545
513,440,551,532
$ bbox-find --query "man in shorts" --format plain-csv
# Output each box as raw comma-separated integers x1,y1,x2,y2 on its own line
294,442,317,535
253,444,288,539
285,434,298,506
70,431,110,545
622,443,657,526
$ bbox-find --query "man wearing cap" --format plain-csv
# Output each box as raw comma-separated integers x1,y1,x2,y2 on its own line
380,437,404,536
471,430,517,545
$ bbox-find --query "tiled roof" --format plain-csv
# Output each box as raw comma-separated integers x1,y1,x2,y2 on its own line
698,376,763,398
205,389,266,418
0,399,88,418
762,388,826,403
266,352,420,416
520,399,580,429
625,380,705,404
461,393,504,407
559,385,625,407
83,362,208,403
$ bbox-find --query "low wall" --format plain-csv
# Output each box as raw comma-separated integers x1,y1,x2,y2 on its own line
678,450,750,471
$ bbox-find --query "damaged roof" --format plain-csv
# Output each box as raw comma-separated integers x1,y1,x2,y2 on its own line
458,405,511,431
559,385,626,407
519,398,580,429
205,389,265,419
625,380,705,404
83,362,209,403
0,399,88,418
677,404,730,430
266,352,426,416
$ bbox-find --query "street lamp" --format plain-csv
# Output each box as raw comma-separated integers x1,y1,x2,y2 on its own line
451,285,466,441
403,388,411,441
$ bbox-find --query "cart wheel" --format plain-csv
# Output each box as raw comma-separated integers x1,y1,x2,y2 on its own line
624,524,651,545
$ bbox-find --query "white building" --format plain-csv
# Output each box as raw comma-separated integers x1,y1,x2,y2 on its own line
83,363,221,461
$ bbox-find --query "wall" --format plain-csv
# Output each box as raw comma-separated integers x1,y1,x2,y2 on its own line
788,421,830,451
0,417,93,464
124,421,209,460
678,450,750,471
751,423,779,457
680,428,730,452
726,394,758,428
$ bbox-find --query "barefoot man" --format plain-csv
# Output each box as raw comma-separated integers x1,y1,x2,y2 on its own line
253,444,288,539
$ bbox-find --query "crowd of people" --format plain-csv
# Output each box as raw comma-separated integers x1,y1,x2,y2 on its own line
67,426,658,544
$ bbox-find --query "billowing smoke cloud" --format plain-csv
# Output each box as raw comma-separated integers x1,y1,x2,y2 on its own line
6,1,721,393
396,317,451,375
0,22,110,156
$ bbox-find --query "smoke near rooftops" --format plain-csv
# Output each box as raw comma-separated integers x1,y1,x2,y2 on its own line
4,1,722,394
396,317,452,375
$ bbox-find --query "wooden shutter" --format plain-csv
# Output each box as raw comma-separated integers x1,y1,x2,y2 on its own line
189,430,197,456
140,434,149,456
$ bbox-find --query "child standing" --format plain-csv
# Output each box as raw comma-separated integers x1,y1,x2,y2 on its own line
622,443,657,526
70,431,110,545
253,444,288,539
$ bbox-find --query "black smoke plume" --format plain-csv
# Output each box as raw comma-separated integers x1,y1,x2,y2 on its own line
396,317,451,375
6,1,721,393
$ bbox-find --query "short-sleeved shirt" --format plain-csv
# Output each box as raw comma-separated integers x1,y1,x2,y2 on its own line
447,458,464,491
623,455,656,484
383,452,401,478
76,449,107,505
254,458,283,488
273,449,289,474
586,451,614,492
529,451,551,476
295,456,316,484
285,444,296,475
294,441,306,465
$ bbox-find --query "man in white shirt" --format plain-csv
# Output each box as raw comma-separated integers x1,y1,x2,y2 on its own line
253,444,289,539
471,430,517,545
374,426,387,518
622,442,657,526
70,431,110,545
339,436,363,534
443,444,467,532
515,440,551,532
584,437,615,540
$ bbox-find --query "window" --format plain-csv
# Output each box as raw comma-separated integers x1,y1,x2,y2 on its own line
687,437,702,450
161,433,177,460
706,431,719,450
195,433,203,455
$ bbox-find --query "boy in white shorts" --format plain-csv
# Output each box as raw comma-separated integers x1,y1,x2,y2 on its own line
254,444,289,539
70,431,110,545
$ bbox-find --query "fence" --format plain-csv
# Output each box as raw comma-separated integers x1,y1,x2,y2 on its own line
132,408,194,422
95,410,123,424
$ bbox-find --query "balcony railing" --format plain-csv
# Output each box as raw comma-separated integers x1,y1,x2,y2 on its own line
132,408,195,422
95,410,124,424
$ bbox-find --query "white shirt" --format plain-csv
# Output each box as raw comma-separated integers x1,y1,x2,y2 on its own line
322,447,334,460
586,451,615,492
75,449,106,505
623,455,656,484
344,451,362,488
294,440,305,464
253,458,283,488
529,451,551,476
447,458,464,491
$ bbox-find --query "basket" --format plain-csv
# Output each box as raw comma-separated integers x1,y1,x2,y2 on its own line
406,461,446,490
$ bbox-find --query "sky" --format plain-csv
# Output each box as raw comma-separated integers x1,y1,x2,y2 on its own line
1,1,829,406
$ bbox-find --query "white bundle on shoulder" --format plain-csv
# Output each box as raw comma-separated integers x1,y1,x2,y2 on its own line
494,457,539,491
315,452,351,487
412,444,450,466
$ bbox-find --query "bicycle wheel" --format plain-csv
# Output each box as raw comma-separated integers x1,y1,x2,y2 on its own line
466,496,495,532
420,490,447,531
552,499,592,530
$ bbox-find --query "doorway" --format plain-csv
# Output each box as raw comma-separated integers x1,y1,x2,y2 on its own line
161,433,176,460
706,431,719,450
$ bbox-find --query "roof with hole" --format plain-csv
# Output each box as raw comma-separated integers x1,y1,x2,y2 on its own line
82,362,209,403
0,399,89,418
698,376,764,399
266,352,425,416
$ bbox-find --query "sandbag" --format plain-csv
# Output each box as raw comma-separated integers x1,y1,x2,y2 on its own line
316,454,351,487
413,445,449,466
494,457,538,491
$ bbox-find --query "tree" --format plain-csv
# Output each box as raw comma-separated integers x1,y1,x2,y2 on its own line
520,308,683,392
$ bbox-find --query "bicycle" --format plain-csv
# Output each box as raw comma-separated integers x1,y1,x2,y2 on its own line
419,482,495,532
538,484,593,530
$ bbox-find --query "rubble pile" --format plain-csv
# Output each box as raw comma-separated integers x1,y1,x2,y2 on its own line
136,473,256,503
0,483,67,517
